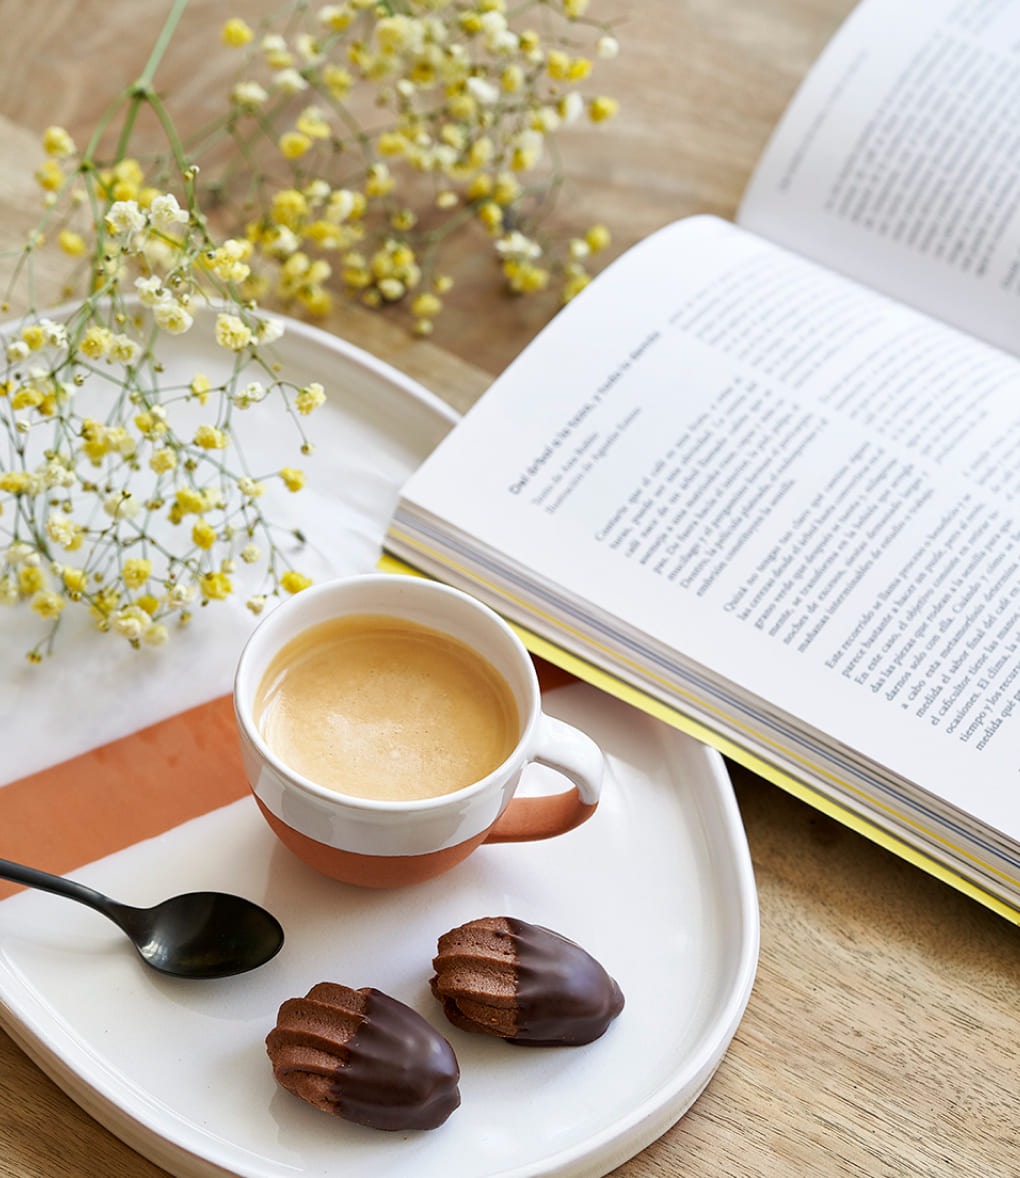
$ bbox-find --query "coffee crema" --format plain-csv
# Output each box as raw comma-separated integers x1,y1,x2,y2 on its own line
253,613,520,802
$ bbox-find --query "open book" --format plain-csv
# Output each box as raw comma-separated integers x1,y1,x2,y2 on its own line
384,0,1020,920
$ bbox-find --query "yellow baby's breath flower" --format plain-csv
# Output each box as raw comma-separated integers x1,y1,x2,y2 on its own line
279,466,305,492
585,223,611,252
20,324,46,351
192,520,217,549
589,95,619,123
18,565,46,596
501,64,524,93
150,447,177,474
0,471,33,494
200,570,233,600
134,408,167,436
194,424,229,450
214,313,253,351
319,6,354,33
122,558,152,588
411,292,442,318
546,49,571,80
174,487,208,516
321,63,353,97
294,382,326,415
563,269,591,301
190,373,212,403
279,131,313,159
80,325,113,359
221,18,254,47
63,567,88,595
42,125,75,156
11,385,43,411
271,188,309,229
296,106,331,139
281,570,312,594
31,589,65,619
58,229,86,256
35,159,64,192
478,202,504,231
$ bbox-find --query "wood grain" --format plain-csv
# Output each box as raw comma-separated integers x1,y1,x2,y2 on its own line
5,3,1020,1177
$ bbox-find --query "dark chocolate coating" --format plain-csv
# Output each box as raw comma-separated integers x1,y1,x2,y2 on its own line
507,918,625,1046
267,985,460,1131
338,989,461,1130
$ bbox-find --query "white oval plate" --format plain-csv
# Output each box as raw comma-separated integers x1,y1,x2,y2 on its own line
0,314,758,1178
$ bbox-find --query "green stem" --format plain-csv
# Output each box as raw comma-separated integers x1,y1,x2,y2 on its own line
136,0,192,91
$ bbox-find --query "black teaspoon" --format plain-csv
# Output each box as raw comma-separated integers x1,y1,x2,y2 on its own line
0,857,284,978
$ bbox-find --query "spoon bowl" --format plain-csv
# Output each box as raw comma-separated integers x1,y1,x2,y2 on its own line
0,858,284,979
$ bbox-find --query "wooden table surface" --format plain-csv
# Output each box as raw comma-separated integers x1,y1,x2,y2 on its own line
1,2,1018,1176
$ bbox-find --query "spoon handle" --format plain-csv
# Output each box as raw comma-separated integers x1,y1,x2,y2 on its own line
0,857,116,916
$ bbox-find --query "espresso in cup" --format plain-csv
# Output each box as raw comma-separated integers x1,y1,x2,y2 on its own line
253,613,519,802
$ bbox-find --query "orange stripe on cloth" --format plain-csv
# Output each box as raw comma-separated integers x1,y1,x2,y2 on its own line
0,695,249,900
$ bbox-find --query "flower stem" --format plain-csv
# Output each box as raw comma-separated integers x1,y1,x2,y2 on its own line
135,0,192,92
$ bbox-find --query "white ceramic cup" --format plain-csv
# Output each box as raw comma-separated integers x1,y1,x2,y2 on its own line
233,573,603,887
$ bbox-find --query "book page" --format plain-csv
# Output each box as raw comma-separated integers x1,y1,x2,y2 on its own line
395,216,1020,841
738,0,1020,356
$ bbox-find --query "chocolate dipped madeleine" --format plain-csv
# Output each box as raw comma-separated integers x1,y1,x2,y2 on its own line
430,916,624,1046
266,982,460,1130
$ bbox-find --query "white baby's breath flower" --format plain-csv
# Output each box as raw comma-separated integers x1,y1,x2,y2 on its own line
103,491,141,520
273,67,309,94
149,193,189,231
325,189,357,223
466,76,500,106
256,316,285,344
496,231,543,260
6,339,30,362
237,476,265,497
142,622,169,646
111,605,150,641
167,582,198,608
231,80,270,108
559,91,584,125
481,12,517,53
45,511,77,547
105,200,146,236
135,275,165,306
38,318,68,347
5,542,34,565
263,225,301,258
37,458,75,488
153,300,194,334
109,333,141,364
597,35,620,59
233,381,267,408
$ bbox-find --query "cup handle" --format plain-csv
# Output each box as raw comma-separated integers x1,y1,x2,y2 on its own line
484,713,603,844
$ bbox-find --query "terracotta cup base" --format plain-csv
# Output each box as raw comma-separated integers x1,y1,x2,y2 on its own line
254,798,491,888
